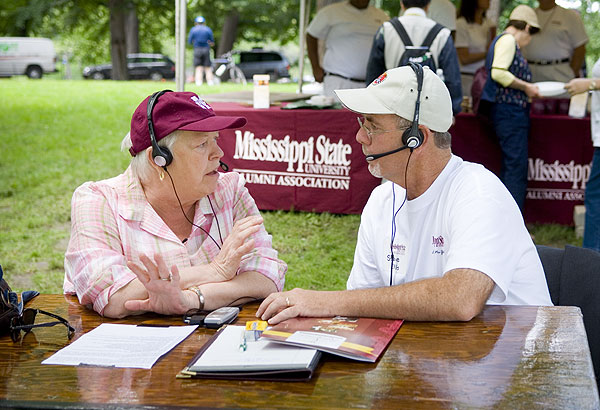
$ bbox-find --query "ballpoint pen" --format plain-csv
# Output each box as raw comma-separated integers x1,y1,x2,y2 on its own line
239,329,247,351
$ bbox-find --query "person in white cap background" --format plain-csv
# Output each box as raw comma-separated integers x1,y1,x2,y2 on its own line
479,5,541,212
64,91,286,318
257,64,551,325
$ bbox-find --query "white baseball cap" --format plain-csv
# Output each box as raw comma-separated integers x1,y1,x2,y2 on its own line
509,5,540,29
334,65,453,132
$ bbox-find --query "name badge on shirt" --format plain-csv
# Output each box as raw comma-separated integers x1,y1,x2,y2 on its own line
387,243,408,285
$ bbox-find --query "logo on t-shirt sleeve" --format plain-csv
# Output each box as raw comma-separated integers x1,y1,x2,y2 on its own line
432,235,445,255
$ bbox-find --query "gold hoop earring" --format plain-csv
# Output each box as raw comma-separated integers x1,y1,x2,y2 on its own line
159,170,165,181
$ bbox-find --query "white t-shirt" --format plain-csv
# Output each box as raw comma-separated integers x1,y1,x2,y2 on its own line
592,58,600,147
521,5,588,82
347,155,553,306
307,1,389,80
455,16,495,74
426,0,456,31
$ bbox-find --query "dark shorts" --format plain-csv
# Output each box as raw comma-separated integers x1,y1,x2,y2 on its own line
193,47,211,67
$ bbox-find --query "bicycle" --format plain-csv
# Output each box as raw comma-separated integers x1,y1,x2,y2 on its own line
212,51,247,85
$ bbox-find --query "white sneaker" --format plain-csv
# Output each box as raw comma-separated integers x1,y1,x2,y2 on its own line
195,81,202,86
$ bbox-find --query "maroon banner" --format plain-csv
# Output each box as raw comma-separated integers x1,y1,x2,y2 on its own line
212,103,381,214
451,113,593,225
213,103,593,225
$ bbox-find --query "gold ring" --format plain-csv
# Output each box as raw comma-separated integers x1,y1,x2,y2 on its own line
285,297,290,307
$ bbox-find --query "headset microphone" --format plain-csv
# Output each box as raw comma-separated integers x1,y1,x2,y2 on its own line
219,160,229,172
365,144,410,162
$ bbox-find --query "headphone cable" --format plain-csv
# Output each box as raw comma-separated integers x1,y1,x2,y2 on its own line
207,196,225,245
389,150,412,286
163,167,223,250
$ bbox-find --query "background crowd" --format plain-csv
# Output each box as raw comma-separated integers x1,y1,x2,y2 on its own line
306,0,599,252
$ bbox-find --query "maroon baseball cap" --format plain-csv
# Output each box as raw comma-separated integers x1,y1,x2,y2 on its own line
128,91,247,156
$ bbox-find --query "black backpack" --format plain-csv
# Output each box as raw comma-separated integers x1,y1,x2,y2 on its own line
389,18,444,72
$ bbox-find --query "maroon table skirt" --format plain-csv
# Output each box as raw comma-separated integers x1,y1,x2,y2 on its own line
212,102,380,215
212,102,593,225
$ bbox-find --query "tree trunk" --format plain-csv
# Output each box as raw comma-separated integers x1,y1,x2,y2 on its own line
216,11,239,57
109,0,129,80
125,3,139,54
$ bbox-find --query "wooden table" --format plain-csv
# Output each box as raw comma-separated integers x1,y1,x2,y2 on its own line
1,295,598,409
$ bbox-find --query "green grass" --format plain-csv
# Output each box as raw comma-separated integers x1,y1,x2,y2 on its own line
0,78,582,294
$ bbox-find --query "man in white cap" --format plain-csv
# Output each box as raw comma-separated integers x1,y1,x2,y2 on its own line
257,64,552,324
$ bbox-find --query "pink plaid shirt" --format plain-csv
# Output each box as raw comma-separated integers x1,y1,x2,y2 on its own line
64,167,286,314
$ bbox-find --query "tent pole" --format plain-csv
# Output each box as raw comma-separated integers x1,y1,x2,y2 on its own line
297,0,308,93
175,0,186,91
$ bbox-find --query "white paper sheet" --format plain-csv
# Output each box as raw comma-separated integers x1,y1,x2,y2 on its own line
42,323,198,369
568,92,589,118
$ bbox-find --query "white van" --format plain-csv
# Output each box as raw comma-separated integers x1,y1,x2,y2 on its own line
0,37,57,79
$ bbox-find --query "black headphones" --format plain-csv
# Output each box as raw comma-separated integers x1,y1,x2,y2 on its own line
147,89,174,168
146,89,230,172
364,63,424,162
402,62,424,150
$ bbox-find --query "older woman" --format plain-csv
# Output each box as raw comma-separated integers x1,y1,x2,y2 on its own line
64,91,286,318
479,5,541,212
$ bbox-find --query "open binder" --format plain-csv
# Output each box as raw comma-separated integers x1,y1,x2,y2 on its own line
177,325,321,381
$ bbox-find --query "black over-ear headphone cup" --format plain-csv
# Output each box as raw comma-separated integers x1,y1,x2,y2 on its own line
404,62,425,150
147,89,174,168
153,146,173,167
402,127,424,150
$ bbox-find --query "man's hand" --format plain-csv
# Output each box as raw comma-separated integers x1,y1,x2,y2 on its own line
209,215,262,282
256,288,333,325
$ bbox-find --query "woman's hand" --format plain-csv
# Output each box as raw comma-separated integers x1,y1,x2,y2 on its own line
564,78,590,96
209,215,263,282
125,254,195,315
525,83,541,99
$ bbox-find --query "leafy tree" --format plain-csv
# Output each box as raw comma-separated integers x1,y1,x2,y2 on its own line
1,0,597,74
0,0,175,70
580,0,600,70
187,0,299,55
